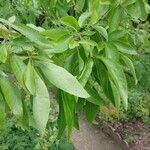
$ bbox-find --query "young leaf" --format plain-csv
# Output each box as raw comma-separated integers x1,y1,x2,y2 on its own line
33,72,50,136
100,57,128,109
60,16,79,30
23,60,36,95
121,54,137,84
39,61,89,98
0,76,23,118
0,44,7,63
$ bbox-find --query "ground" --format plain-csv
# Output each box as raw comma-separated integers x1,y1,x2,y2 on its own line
72,116,121,150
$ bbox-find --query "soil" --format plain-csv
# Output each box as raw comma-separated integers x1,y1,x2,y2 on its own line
72,116,121,150
112,120,150,150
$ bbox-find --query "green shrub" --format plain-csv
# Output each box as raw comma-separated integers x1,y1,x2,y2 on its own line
0,0,149,139
0,116,75,150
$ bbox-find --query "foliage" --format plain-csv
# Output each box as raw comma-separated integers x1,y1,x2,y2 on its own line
99,89,150,123
0,115,75,150
0,0,150,140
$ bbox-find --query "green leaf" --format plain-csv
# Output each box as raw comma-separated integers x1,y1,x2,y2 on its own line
110,80,120,110
75,0,85,12
79,58,94,86
108,30,127,41
61,92,75,138
0,19,52,49
85,101,99,123
39,61,89,98
60,16,79,30
48,36,72,53
0,76,23,118
108,7,122,33
114,41,137,55
105,43,120,61
135,0,147,20
79,39,97,47
121,54,137,84
10,55,26,88
0,92,6,129
0,44,7,63
94,59,109,96
122,0,136,7
90,0,101,24
57,91,66,138
42,29,69,41
78,12,91,27
100,57,128,109
85,84,107,106
23,60,36,95
93,25,108,41
33,72,50,136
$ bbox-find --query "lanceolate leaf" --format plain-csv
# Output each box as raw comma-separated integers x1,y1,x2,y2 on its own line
23,60,36,95
57,91,66,138
48,36,72,53
0,18,52,49
39,61,89,98
0,76,23,118
100,57,128,109
114,41,137,55
0,92,6,129
75,0,85,12
135,0,147,20
78,12,91,27
94,59,109,96
42,29,69,41
108,30,127,41
79,58,94,86
0,44,7,63
93,25,108,41
122,0,136,7
108,7,122,33
85,101,99,123
33,72,50,136
10,55,26,88
121,54,137,84
85,84,107,106
61,92,75,138
105,43,120,61
60,16,79,30
110,80,121,110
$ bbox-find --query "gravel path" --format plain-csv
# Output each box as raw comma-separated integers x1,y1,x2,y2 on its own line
72,116,121,150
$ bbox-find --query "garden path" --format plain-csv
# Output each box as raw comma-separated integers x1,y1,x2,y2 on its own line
72,116,121,150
